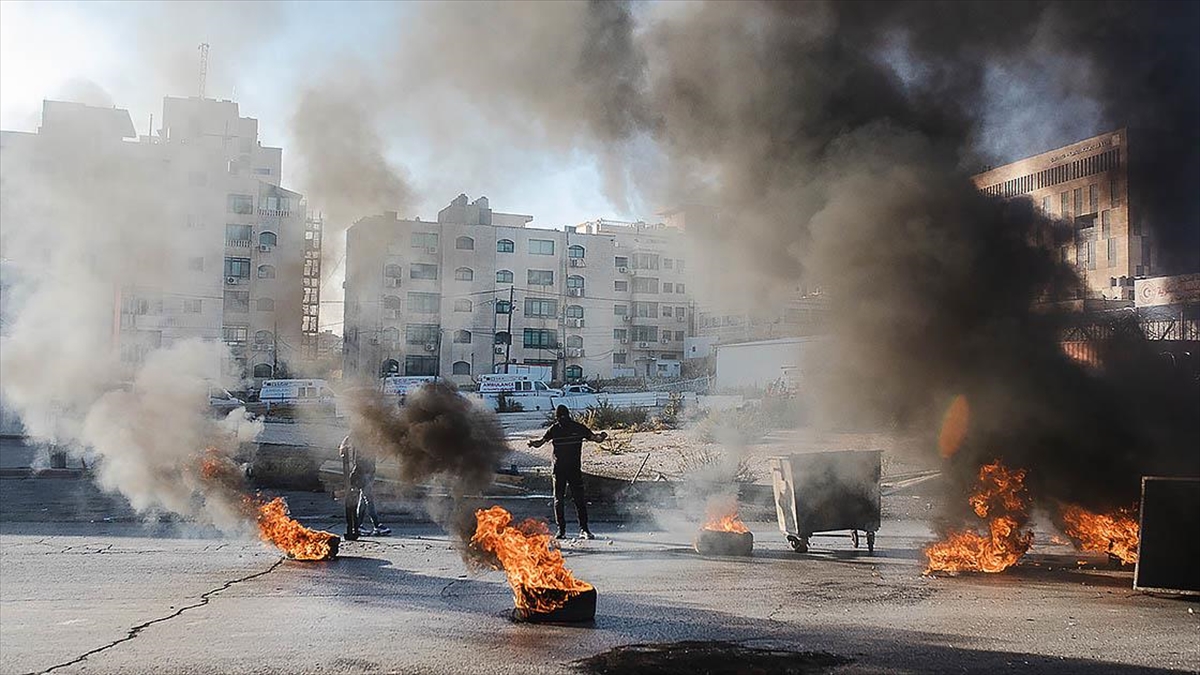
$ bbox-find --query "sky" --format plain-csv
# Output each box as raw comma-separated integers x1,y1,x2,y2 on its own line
0,0,621,229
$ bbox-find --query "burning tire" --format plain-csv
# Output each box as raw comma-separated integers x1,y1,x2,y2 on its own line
512,586,597,623
695,529,754,557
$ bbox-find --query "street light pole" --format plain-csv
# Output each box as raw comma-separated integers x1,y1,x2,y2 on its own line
504,285,514,374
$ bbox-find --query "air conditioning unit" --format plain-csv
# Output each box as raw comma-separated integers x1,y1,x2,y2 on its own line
620,338,628,344
567,348,584,358
425,343,438,352
568,288,583,297
259,245,272,252
637,341,649,349
226,276,240,285
369,338,379,345
568,318,584,328
622,315,632,323
570,258,585,267
661,336,670,344
494,346,505,354
424,246,438,254
677,315,685,322
617,266,629,274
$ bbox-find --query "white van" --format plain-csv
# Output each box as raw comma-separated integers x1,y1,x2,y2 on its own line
380,376,438,397
259,379,337,407
478,374,562,397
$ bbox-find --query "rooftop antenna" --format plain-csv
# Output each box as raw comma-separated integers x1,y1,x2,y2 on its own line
197,42,209,99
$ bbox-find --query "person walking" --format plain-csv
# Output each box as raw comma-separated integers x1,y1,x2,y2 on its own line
528,405,607,539
340,435,391,537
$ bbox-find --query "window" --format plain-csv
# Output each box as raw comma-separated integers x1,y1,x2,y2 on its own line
405,355,438,376
496,269,514,284
633,253,659,270
632,277,659,293
1042,196,1051,214
454,299,473,312
1111,179,1120,206
406,323,440,345
675,306,686,318
411,263,438,280
1108,238,1118,264
381,359,400,375
257,298,274,312
188,256,205,272
182,299,202,313
614,256,629,268
259,231,277,247
1061,192,1069,217
254,330,273,344
613,353,627,365
494,331,511,345
497,239,515,253
1101,210,1112,238
383,295,403,313
1074,188,1083,214
525,298,558,317
496,301,512,314
258,264,276,279
452,361,471,375
1088,184,1098,213
225,257,251,278
565,365,583,380
222,325,248,343
384,264,402,279
454,267,474,281
675,331,685,341
566,335,583,348
252,363,273,378
454,330,472,344
523,329,556,349
566,305,584,319
566,275,584,290
568,245,585,259
227,194,254,214
412,232,439,249
613,328,627,341
631,325,658,342
614,304,628,316
676,283,686,294
663,258,674,269
663,282,674,293
676,259,685,270
224,291,250,313
225,224,252,245
528,269,554,286
633,301,658,318
529,239,555,255
456,236,474,250
614,280,628,292
408,292,440,313
382,327,400,344
662,306,672,317
261,195,290,212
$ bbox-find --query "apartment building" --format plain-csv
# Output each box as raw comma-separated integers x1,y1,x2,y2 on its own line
343,195,695,385
0,98,319,384
972,129,1151,300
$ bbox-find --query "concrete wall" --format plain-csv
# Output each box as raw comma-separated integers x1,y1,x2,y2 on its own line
713,337,823,391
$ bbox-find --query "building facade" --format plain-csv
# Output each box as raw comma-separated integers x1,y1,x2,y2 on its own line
343,195,696,385
972,129,1153,300
0,98,318,385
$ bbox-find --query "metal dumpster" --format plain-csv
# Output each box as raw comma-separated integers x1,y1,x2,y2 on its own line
769,450,882,553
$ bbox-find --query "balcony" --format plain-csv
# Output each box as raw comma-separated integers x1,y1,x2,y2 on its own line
257,208,292,218
225,239,252,248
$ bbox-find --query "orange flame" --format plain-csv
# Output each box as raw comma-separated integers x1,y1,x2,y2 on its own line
252,496,337,560
924,460,1033,574
938,395,970,459
702,497,749,533
471,506,592,613
1059,504,1140,565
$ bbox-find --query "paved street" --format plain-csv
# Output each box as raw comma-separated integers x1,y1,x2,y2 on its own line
2,507,1197,675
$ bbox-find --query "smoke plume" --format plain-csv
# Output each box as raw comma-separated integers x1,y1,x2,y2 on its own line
343,383,510,555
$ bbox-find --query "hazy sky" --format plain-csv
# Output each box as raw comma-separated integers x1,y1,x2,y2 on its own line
0,0,620,228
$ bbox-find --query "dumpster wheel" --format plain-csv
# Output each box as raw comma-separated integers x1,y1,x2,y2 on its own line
787,535,809,553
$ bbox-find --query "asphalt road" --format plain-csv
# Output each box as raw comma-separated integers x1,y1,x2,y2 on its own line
2,514,1197,675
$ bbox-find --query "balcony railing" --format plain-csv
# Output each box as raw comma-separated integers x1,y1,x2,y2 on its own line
225,239,252,248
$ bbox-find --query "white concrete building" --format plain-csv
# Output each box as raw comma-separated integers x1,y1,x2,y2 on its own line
343,195,696,386
0,98,319,386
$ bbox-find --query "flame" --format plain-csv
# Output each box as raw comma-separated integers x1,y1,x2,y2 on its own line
471,506,592,612
702,497,749,533
252,496,337,561
1059,504,1140,565
924,460,1033,574
938,395,970,458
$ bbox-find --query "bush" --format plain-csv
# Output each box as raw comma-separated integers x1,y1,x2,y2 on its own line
579,400,648,430
496,393,524,413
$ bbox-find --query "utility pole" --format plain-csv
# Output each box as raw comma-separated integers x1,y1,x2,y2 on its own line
504,286,514,374
197,43,209,99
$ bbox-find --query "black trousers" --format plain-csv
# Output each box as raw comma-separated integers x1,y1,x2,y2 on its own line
552,459,589,531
